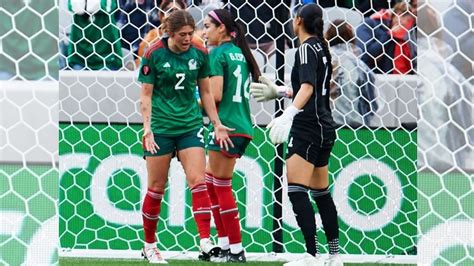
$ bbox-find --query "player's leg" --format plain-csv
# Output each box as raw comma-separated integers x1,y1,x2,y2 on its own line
286,153,318,255
141,137,174,264
177,130,220,258
205,161,228,257
208,149,246,261
309,147,342,266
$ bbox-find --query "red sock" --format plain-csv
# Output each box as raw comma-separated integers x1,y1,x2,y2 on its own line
142,188,164,243
191,183,212,239
205,173,227,238
214,176,242,245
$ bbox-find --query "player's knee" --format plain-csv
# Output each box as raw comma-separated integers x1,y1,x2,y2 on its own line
186,174,205,188
148,177,167,192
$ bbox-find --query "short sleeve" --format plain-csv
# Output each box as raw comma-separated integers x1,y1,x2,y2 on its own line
138,54,156,84
198,51,210,79
208,50,225,77
298,43,319,88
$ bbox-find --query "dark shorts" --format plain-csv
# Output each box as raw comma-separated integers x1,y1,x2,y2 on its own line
143,128,205,157
206,134,252,158
286,136,334,167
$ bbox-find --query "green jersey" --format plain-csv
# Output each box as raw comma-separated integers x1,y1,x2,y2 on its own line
209,42,253,138
138,38,210,136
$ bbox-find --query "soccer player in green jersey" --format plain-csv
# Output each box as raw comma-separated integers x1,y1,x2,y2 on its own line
138,10,234,264
201,9,262,263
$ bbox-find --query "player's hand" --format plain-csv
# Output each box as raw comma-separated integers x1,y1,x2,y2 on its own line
266,106,300,144
214,123,235,151
142,129,159,154
250,76,293,102
250,82,276,102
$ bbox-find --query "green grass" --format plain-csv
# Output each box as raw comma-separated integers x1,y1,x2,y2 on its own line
59,258,415,266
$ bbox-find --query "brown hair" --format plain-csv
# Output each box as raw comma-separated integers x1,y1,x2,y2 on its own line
208,9,261,81
326,19,355,47
165,10,195,35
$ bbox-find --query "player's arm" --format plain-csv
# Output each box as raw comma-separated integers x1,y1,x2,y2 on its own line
140,83,159,154
209,76,224,103
266,44,317,144
198,77,235,150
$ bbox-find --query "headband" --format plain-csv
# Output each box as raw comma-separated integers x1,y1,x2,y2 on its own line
208,10,237,38
208,10,223,25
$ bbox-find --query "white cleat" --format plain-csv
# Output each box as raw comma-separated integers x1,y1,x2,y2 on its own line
284,253,325,266
142,244,168,264
326,254,343,266
199,238,220,258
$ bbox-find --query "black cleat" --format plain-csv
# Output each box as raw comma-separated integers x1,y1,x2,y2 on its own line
210,248,230,262
228,250,246,263
198,246,221,262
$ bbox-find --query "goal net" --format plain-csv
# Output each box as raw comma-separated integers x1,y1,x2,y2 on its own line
0,0,472,265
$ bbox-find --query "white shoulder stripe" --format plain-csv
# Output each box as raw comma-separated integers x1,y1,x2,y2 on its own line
299,43,320,65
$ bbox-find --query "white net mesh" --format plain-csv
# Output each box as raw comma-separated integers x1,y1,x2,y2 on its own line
1,0,472,265
0,1,58,265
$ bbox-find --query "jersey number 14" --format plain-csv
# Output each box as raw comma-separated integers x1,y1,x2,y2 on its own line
232,65,251,103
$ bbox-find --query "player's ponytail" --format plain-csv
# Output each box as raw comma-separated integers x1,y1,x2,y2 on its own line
297,3,332,69
209,9,261,81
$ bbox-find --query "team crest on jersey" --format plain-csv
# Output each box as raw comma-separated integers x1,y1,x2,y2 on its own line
188,59,197,70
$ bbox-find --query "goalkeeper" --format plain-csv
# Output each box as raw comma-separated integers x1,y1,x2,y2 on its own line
138,10,233,264
201,8,262,263
250,3,341,266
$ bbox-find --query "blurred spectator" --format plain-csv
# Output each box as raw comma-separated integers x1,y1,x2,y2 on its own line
0,0,57,80
417,4,473,171
442,0,473,82
115,0,160,57
135,0,205,67
356,1,416,74
303,0,398,16
67,0,123,70
325,19,378,127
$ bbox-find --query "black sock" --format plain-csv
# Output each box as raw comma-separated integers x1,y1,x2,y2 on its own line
288,183,318,256
311,187,339,255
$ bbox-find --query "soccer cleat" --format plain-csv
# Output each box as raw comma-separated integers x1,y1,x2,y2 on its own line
227,250,246,263
198,239,220,261
326,254,343,266
141,245,168,264
210,248,230,263
284,253,325,266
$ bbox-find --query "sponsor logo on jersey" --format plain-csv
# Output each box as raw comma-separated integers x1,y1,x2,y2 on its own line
141,65,150,76
163,62,170,68
188,59,197,70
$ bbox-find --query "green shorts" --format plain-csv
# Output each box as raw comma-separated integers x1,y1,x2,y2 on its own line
143,128,205,157
206,134,252,158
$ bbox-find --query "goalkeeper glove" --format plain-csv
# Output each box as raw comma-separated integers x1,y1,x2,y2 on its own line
267,105,300,144
250,76,292,102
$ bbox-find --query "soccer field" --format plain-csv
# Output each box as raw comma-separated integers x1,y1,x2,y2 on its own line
59,258,416,266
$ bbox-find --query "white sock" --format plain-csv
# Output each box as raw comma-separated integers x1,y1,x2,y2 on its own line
199,238,210,247
230,243,243,254
218,236,230,250
144,242,156,249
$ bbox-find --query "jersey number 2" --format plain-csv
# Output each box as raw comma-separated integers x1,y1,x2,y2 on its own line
175,73,185,90
232,65,250,103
